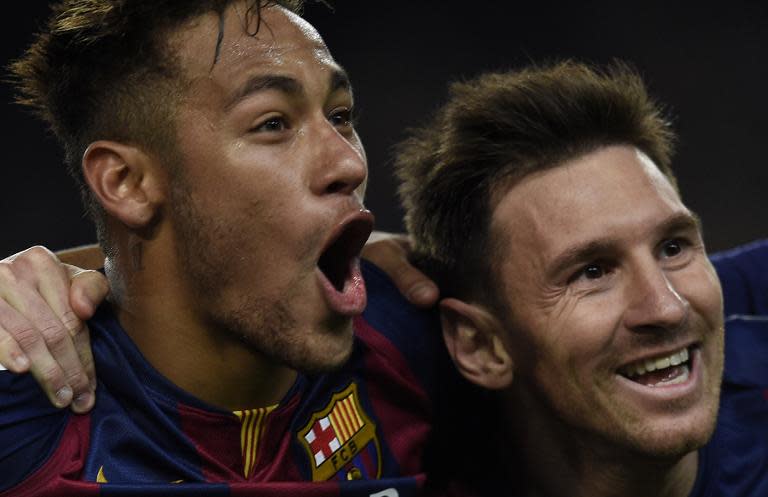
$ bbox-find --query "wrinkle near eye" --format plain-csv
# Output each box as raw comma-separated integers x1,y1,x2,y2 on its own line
541,287,581,343
537,283,569,314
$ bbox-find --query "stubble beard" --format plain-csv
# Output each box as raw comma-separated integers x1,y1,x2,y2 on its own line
169,181,350,374
577,331,723,463
511,321,724,470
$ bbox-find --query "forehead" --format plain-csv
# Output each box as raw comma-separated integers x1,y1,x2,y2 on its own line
169,3,339,98
491,146,688,261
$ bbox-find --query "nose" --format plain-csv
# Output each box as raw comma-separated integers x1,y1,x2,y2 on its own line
309,119,367,197
622,262,690,333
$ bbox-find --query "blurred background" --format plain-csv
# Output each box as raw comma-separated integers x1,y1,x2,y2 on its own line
2,1,766,257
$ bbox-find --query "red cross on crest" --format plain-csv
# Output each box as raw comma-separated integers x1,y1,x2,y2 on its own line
305,416,340,465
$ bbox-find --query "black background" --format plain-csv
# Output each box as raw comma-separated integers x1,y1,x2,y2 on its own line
2,1,766,256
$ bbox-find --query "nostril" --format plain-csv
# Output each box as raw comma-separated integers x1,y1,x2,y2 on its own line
325,181,346,194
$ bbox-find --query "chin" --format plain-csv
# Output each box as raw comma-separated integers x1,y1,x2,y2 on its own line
625,404,720,460
286,317,356,374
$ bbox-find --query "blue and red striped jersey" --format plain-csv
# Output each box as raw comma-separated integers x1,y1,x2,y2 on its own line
0,260,447,496
2,240,767,496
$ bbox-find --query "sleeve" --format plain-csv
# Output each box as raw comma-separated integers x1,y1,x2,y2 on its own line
0,370,70,492
710,239,768,317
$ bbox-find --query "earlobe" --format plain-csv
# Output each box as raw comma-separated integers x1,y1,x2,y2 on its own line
82,141,165,229
440,298,514,390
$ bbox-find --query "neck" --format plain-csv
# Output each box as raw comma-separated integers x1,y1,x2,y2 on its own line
506,391,699,497
105,239,296,411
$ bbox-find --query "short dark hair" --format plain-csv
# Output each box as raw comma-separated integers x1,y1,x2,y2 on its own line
9,0,304,249
396,61,676,301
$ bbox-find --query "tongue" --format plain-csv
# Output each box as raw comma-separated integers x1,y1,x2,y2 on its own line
631,364,687,386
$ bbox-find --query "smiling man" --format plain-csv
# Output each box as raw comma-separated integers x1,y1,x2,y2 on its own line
0,1,438,495
396,62,768,496
484,146,724,461
4,19,768,495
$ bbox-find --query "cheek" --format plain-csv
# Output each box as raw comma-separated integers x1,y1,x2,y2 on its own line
510,309,601,395
538,295,621,369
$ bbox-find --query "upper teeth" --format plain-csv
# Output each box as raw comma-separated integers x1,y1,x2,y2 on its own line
621,348,689,378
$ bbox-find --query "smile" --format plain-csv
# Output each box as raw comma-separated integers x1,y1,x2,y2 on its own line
618,346,693,387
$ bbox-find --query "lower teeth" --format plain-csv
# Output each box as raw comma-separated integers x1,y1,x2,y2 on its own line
645,364,690,387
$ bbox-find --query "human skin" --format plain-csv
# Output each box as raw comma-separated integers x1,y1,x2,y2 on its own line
2,2,381,413
0,235,437,412
0,4,439,407
0,2,437,412
441,145,724,497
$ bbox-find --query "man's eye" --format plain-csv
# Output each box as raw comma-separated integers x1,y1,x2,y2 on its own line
254,117,287,132
569,263,607,283
660,238,686,258
582,264,605,280
329,108,354,128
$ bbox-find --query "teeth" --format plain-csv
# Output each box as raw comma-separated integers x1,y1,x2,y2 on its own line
622,347,689,378
656,366,690,386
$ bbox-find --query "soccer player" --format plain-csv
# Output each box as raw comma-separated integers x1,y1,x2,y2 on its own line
0,1,445,494
3,31,768,497
395,61,768,496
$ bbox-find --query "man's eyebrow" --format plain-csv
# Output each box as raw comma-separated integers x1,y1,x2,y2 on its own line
546,212,703,280
224,69,353,112
225,75,303,111
656,211,703,237
330,67,352,94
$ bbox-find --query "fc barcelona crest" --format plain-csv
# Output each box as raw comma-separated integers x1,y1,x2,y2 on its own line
298,383,382,481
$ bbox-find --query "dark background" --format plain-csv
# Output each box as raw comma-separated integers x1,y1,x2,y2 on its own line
2,1,766,257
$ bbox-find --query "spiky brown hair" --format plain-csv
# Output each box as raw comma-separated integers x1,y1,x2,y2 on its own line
9,0,305,247
396,61,676,301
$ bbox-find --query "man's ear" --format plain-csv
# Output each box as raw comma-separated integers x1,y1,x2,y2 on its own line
82,141,166,229
440,297,513,390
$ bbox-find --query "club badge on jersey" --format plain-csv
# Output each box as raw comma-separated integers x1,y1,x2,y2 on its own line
299,383,381,481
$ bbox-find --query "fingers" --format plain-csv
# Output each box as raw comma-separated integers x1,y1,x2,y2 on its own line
0,308,30,372
0,246,96,411
66,267,110,320
68,324,96,412
66,267,109,408
37,266,97,401
0,296,74,408
362,232,439,308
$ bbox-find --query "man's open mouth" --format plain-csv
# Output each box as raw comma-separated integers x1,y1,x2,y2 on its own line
618,346,695,387
317,212,374,292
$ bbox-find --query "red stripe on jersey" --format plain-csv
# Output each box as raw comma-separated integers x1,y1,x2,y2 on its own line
0,415,96,497
177,402,244,481
352,316,432,476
